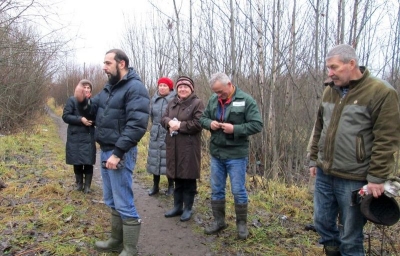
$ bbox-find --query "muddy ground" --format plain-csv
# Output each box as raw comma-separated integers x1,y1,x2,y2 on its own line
49,110,213,256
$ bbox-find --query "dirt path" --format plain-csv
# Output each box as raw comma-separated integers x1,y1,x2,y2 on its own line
48,110,212,256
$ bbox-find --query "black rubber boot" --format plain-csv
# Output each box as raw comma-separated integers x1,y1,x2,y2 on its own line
83,174,93,194
204,200,228,234
235,203,249,240
75,174,83,191
324,245,341,256
119,218,141,256
95,209,123,252
165,188,183,217
148,175,160,196
180,192,195,222
165,178,174,196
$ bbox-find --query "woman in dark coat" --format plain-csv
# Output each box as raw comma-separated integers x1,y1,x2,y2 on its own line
146,77,176,196
161,76,204,222
62,79,96,193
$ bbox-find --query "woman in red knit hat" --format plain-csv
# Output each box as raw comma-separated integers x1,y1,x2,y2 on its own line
146,77,176,196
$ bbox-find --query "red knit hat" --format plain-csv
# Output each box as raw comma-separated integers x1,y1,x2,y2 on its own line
157,77,174,91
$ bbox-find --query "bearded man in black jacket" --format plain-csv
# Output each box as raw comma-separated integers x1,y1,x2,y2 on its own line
74,49,150,256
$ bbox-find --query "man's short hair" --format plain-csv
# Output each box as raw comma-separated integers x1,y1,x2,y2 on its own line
326,44,359,65
106,49,130,68
209,72,231,87
80,79,93,92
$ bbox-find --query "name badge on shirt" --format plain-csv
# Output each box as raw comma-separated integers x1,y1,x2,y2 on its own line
233,101,245,107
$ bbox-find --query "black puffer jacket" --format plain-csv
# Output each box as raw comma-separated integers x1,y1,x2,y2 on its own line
62,96,96,165
86,68,150,158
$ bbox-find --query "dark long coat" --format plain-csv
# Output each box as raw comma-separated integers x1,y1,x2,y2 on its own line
62,96,96,165
161,93,204,179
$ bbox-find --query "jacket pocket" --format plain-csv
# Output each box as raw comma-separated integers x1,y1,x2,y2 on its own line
228,110,245,125
356,133,365,163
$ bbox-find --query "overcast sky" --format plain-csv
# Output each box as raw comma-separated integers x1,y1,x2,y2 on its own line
47,0,171,66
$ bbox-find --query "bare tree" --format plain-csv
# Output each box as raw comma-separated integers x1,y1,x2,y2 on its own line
267,0,281,179
349,0,359,47
0,0,66,133
82,0,400,187
337,0,345,44
189,0,193,76
230,0,236,81
173,0,183,75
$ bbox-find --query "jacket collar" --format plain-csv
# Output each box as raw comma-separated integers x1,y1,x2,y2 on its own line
324,66,368,90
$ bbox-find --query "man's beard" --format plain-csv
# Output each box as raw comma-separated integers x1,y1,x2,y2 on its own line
108,69,121,85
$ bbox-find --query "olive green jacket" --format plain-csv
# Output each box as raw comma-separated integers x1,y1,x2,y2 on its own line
309,68,400,183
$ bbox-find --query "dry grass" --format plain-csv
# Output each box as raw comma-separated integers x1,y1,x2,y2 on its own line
1,105,400,255
0,115,111,255
46,98,63,117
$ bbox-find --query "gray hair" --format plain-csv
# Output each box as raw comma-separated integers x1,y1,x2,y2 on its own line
326,44,359,65
209,72,231,87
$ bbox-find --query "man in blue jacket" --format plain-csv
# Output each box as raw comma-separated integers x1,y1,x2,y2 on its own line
200,72,263,240
74,49,150,255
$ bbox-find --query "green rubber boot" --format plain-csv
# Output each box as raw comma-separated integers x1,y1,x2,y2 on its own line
94,209,123,252
235,203,249,240
119,218,141,256
204,200,228,234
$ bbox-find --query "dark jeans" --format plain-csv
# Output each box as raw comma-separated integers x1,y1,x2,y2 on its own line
314,168,367,256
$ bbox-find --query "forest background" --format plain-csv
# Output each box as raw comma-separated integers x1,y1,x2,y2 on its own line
1,0,400,254
2,0,400,182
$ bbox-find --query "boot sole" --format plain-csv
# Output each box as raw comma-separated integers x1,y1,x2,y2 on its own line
165,211,183,218
148,191,159,196
180,215,192,221
237,232,249,240
204,224,228,235
94,245,123,253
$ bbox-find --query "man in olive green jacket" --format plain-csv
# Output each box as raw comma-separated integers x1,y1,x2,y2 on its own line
200,72,263,240
309,44,400,256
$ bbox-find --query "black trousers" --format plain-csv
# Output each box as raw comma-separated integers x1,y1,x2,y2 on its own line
174,178,197,195
73,165,93,175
